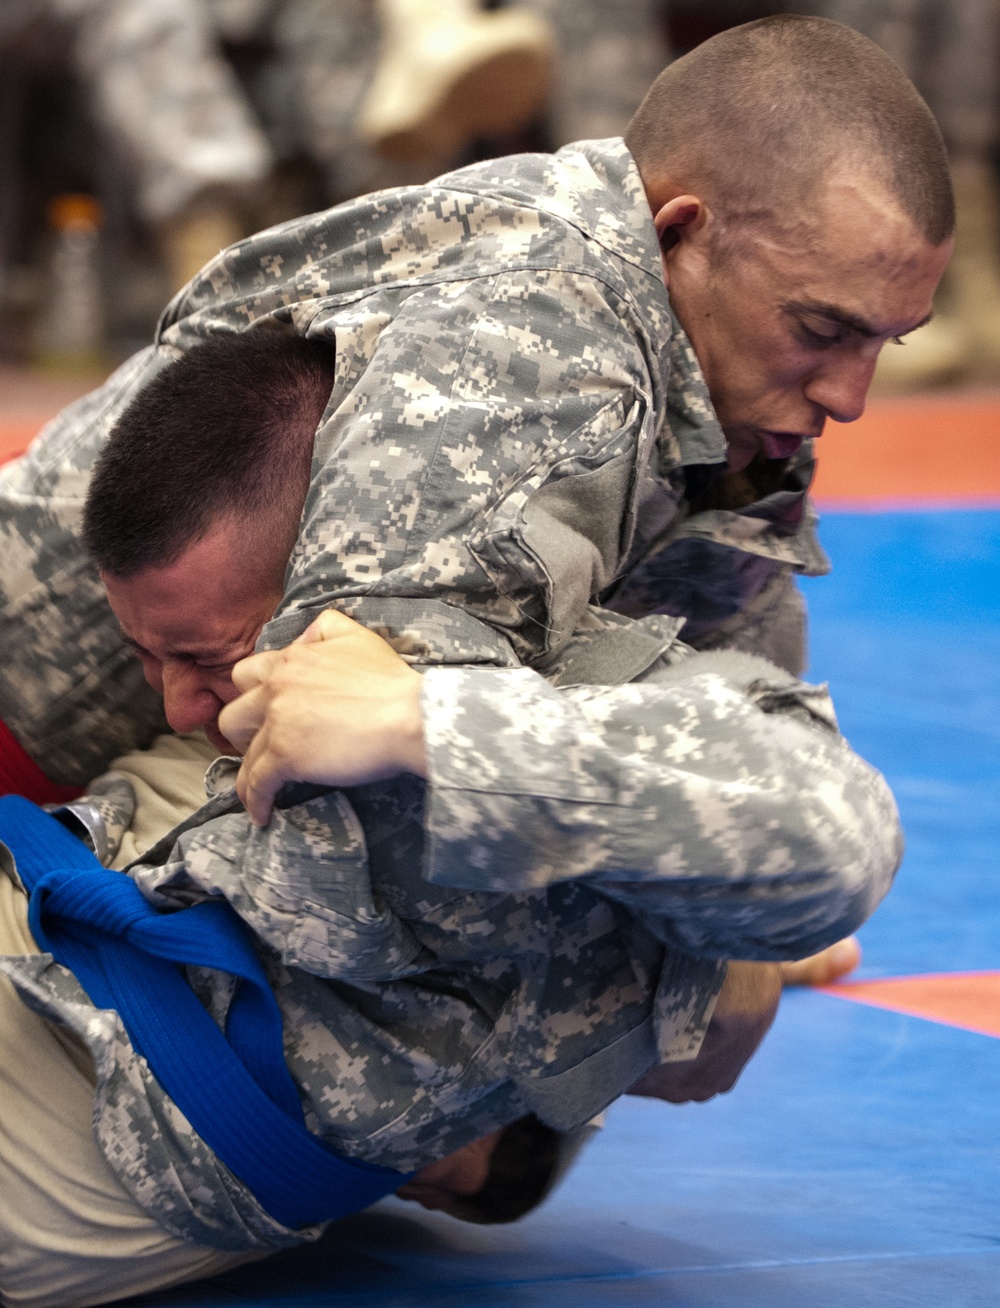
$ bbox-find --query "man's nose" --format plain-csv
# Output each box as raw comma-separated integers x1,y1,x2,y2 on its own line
161,664,224,734
804,353,878,425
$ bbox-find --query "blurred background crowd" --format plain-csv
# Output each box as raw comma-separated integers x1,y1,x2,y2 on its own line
1,0,999,393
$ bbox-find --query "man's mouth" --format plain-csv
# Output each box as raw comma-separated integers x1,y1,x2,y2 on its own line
759,431,809,461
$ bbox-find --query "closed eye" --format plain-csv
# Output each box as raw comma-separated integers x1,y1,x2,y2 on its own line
799,321,912,350
786,299,934,350
797,321,847,349
122,636,236,675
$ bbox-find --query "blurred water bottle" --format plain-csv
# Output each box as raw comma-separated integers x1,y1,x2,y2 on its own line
35,193,106,377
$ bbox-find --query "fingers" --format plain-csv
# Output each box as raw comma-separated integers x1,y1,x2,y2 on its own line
225,614,365,825
295,609,359,644
231,649,284,694
218,684,270,753
236,728,291,827
224,609,424,824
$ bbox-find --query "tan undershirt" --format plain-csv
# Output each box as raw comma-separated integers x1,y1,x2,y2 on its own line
0,733,268,1308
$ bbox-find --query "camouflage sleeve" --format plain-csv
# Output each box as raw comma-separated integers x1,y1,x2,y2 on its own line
0,347,172,783
276,264,660,666
419,648,903,961
132,786,426,984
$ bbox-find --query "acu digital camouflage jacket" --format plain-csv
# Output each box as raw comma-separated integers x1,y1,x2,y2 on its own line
0,136,826,786
0,139,901,1250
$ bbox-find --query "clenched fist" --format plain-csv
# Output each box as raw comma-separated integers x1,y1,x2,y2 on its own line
218,610,427,826
627,960,781,1103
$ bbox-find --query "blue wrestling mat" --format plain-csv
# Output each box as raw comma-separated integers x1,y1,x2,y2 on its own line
124,509,1000,1308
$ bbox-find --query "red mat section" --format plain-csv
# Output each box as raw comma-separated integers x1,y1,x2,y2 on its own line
820,971,1000,1039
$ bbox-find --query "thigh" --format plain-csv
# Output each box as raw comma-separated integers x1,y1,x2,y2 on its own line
0,872,263,1308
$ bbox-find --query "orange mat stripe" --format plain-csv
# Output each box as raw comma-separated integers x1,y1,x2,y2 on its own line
0,419,45,462
819,971,1000,1038
4,397,1000,498
812,396,1000,502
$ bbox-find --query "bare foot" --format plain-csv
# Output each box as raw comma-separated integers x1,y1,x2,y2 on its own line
779,936,861,987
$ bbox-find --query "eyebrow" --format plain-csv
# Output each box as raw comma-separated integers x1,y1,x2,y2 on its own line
784,298,933,339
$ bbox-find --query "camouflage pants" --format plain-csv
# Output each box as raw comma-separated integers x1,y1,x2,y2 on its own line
519,0,669,145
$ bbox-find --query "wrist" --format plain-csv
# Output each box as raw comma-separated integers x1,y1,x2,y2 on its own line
392,668,428,779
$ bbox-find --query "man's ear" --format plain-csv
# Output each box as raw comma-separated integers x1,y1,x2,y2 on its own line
653,194,707,264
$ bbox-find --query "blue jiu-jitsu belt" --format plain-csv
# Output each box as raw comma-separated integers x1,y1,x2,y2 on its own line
0,793,410,1230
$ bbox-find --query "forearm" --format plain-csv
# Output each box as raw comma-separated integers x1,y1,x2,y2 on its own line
219,616,901,964
420,653,902,959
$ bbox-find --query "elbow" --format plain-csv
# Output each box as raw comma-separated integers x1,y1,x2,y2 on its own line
819,765,903,922
748,766,905,960
647,766,904,963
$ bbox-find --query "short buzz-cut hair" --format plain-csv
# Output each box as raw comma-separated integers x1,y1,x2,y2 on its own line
83,326,336,578
625,14,954,249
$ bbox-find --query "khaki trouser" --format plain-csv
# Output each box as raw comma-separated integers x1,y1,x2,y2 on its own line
0,734,265,1308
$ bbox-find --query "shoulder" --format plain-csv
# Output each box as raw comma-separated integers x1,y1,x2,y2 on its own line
159,141,662,346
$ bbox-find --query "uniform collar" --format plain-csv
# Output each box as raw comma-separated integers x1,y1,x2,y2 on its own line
664,309,727,468
563,140,727,470
560,137,667,278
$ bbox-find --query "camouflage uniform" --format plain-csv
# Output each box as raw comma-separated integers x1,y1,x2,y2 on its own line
0,139,902,1248
0,138,824,784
